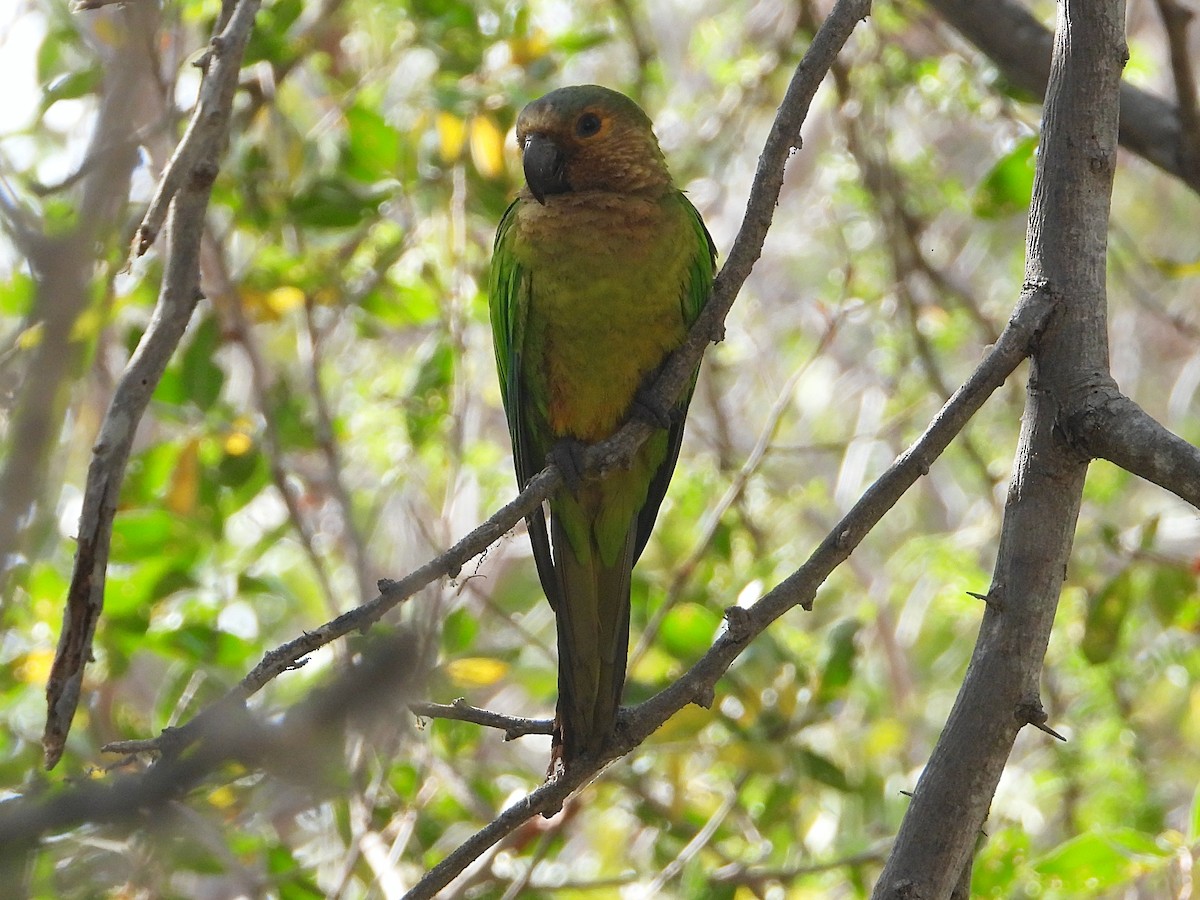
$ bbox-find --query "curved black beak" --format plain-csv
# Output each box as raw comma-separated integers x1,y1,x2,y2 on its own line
522,133,570,204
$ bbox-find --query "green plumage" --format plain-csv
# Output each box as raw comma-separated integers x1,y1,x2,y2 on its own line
489,85,715,767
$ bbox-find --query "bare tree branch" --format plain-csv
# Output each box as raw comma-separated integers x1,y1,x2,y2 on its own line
5,632,419,856
93,0,878,772
873,0,1127,894
0,1,159,600
1154,0,1200,181
200,234,344,615
409,700,554,740
926,0,1200,195
44,0,264,770
128,0,241,259
399,285,1052,898
1069,385,1200,507
711,846,890,886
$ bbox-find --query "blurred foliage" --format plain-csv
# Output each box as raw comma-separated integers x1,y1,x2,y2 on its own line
0,0,1198,896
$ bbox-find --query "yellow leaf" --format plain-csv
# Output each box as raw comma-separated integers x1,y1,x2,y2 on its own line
241,286,305,321
436,111,466,163
265,286,305,315
91,16,119,47
15,649,54,684
70,307,104,343
166,438,201,515
444,657,510,688
469,115,506,178
224,429,253,457
16,321,43,350
207,785,237,810
240,289,271,320
508,30,550,66
1152,256,1200,278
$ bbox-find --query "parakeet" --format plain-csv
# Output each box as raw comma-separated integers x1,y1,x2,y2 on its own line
489,85,715,768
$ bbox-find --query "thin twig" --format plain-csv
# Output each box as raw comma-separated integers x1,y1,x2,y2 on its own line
72,0,132,9
711,846,890,885
409,700,554,740
200,234,342,615
105,0,877,770
642,776,746,896
305,295,376,603
127,0,242,259
7,632,421,851
632,315,842,668
44,0,263,770
404,282,1052,900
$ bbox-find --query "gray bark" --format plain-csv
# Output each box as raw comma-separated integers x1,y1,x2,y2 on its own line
873,0,1128,896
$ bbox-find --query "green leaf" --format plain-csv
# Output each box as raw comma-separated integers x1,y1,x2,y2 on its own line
405,338,454,447
659,602,721,658
1034,829,1169,891
815,618,860,705
110,509,196,562
180,315,225,411
343,103,402,182
243,0,304,66
360,282,440,328
973,136,1037,219
798,748,851,792
288,177,387,229
1146,565,1197,626
1082,570,1133,664
0,274,35,316
442,607,478,654
40,68,102,112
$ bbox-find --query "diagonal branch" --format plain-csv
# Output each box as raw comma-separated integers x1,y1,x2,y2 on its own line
43,0,264,770
405,278,1054,900
99,0,878,765
5,632,420,855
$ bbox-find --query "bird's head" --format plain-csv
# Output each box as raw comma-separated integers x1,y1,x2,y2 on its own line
514,85,672,204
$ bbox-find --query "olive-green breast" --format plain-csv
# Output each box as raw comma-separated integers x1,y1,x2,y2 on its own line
514,190,696,444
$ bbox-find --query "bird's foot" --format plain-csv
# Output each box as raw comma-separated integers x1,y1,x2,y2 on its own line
629,385,677,430
549,438,588,494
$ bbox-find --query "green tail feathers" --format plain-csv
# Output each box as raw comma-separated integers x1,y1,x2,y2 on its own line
549,514,636,764
487,86,717,772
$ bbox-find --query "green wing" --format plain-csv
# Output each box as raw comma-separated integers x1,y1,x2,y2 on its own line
489,191,716,588
489,199,561,607
632,191,717,561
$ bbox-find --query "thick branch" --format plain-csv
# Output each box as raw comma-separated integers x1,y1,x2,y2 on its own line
926,0,1200,195
874,0,1126,895
44,0,263,770
1069,386,1200,508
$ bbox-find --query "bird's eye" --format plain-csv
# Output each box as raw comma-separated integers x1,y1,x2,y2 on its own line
576,112,602,138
